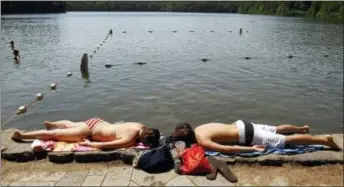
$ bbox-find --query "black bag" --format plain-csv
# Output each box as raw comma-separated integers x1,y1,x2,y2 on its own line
136,145,174,173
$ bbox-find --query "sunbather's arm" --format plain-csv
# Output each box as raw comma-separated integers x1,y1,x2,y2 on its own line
199,139,265,153
79,138,132,150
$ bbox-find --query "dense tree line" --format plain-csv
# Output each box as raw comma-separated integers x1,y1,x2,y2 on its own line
1,1,343,21
1,1,66,14
64,1,344,21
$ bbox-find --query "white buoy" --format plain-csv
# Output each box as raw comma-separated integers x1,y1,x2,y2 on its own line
17,105,27,114
67,72,72,77
50,83,57,90
36,93,43,100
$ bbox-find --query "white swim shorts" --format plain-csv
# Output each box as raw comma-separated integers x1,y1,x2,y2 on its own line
234,120,286,148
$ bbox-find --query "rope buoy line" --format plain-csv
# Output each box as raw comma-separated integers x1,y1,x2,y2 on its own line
1,29,113,130
105,29,249,33
89,30,112,59
2,82,62,130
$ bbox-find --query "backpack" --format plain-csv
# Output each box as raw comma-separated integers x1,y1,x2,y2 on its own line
134,145,174,173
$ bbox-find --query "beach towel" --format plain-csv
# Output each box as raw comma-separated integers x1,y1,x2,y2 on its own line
134,142,151,150
31,139,151,152
205,145,324,158
31,140,57,152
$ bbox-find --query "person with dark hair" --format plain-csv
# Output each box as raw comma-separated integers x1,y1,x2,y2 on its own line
195,120,341,153
139,127,161,148
11,118,161,149
171,122,238,183
170,122,196,147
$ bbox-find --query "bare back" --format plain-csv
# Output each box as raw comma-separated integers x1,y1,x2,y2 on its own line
91,121,144,142
195,123,239,145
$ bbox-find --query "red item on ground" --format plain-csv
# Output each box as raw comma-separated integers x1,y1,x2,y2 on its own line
180,144,212,175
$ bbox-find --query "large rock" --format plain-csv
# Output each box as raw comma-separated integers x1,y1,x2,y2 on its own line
291,151,343,166
74,151,107,163
48,152,74,163
332,134,343,149
214,156,235,165
257,154,283,166
235,156,258,164
1,128,20,151
1,129,35,162
115,149,138,165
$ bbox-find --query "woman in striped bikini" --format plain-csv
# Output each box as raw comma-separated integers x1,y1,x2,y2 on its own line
11,118,161,149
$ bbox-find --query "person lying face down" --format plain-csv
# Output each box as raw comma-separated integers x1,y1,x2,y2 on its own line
194,120,341,153
11,118,161,150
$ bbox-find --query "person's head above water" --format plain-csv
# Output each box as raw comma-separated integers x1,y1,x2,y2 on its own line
139,127,161,148
171,122,196,147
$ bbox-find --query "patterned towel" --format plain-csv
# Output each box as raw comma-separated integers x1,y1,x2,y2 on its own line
31,139,151,152
205,145,325,158
31,140,56,152
134,142,151,150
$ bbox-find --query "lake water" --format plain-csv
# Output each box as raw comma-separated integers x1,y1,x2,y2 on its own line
1,12,343,134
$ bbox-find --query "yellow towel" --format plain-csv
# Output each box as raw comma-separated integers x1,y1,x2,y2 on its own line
53,142,75,152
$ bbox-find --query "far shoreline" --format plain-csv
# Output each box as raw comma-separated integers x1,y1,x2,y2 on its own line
2,11,342,24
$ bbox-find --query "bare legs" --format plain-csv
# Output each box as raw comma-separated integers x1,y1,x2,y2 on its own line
12,121,90,142
285,134,341,150
276,124,310,134
43,120,80,130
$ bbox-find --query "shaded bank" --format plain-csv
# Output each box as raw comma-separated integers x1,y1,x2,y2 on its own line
1,1,343,21
1,1,66,14
64,1,343,21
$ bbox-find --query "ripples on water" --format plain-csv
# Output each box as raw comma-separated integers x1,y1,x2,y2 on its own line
1,12,343,134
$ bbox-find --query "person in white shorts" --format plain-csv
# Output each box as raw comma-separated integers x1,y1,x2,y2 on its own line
194,120,341,153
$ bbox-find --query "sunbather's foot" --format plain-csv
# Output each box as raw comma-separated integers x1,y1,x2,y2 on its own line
302,125,310,134
11,130,22,141
43,121,55,130
325,135,341,150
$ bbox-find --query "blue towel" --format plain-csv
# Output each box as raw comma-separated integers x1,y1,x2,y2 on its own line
205,145,324,158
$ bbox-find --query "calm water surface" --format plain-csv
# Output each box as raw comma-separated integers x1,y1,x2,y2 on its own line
1,12,343,134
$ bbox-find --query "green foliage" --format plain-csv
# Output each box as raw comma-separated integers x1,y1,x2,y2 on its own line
2,1,343,21
1,1,66,14
276,3,289,16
